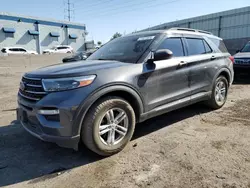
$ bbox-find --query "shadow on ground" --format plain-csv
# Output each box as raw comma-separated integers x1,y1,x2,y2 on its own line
0,103,211,186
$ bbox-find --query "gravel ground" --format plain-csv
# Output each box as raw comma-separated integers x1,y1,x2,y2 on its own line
0,55,250,188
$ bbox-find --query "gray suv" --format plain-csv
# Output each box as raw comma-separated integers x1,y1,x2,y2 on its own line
17,28,234,156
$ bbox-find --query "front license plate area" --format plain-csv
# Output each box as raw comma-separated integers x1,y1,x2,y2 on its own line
22,110,28,123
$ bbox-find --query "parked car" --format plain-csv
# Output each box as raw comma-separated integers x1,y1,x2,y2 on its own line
1,47,38,55
17,28,234,156
43,45,73,54
234,41,250,77
62,51,95,63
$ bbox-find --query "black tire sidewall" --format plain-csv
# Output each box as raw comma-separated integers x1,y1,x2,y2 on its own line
91,99,135,154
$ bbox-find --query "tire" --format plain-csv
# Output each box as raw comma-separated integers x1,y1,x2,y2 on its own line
81,96,136,156
206,76,229,109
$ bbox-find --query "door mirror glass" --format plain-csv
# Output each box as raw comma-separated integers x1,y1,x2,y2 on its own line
154,49,173,61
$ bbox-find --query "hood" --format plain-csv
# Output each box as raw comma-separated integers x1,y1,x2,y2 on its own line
25,60,130,78
234,52,250,58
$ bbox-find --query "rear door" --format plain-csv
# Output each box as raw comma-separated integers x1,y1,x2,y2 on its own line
183,36,215,95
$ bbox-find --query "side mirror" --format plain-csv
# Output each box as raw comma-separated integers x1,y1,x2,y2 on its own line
82,55,88,60
154,49,173,61
236,50,240,53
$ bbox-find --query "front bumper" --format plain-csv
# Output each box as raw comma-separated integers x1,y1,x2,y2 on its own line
17,106,80,150
16,85,95,150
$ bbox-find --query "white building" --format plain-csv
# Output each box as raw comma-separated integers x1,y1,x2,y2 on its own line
0,12,86,54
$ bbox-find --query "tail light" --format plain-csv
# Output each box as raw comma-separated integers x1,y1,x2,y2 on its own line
229,56,234,64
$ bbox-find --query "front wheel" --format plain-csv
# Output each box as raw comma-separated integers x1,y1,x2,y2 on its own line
81,97,136,156
206,76,229,109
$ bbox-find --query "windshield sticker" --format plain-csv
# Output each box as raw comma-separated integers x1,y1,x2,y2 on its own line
137,36,155,41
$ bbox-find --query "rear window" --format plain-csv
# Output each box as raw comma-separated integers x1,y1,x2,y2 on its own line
209,37,228,53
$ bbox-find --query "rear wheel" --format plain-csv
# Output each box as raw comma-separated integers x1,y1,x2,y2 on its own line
206,76,228,109
81,97,136,156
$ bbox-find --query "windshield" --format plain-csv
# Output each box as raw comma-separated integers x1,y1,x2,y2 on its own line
241,42,250,52
88,34,158,63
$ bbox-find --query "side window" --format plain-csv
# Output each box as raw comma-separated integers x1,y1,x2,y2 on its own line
10,48,19,52
209,37,228,53
157,38,184,57
57,47,67,50
203,40,213,53
19,48,26,52
186,38,206,56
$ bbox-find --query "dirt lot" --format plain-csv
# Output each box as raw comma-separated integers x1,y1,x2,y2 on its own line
0,55,250,188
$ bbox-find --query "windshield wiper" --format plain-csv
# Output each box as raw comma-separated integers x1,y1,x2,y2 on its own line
96,58,116,61
97,58,109,60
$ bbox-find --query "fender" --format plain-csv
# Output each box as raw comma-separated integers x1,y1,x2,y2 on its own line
73,83,145,135
211,67,232,89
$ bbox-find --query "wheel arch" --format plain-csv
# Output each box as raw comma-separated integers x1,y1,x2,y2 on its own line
74,84,144,135
213,68,232,87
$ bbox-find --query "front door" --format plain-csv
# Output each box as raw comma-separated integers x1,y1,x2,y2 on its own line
141,37,191,111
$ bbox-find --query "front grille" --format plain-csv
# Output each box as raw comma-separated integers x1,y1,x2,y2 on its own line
18,76,47,102
235,58,250,65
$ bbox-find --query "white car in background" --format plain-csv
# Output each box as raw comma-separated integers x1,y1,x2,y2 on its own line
1,47,38,55
43,45,74,54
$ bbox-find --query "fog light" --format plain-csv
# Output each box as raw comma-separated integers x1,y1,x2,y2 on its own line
38,109,59,115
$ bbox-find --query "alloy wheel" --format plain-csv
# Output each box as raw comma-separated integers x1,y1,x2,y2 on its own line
98,108,129,146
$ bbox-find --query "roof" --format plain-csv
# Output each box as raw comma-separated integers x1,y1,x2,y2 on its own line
128,28,221,39
0,12,85,30
56,45,72,47
3,47,26,49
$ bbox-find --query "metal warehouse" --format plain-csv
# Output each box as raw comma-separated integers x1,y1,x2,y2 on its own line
143,6,250,54
0,12,86,54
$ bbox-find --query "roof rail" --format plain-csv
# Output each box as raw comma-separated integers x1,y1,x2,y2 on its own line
169,27,213,35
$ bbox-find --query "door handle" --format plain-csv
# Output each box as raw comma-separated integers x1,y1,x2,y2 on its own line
179,61,188,66
211,56,216,60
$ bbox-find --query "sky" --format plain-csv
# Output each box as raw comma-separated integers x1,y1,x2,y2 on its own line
0,0,250,43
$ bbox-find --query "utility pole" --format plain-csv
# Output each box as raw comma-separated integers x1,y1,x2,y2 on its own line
67,0,71,21
64,0,74,21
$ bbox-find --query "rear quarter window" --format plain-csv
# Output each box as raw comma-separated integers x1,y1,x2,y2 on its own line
208,37,228,53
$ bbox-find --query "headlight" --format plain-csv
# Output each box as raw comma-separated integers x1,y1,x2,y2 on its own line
42,75,96,92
